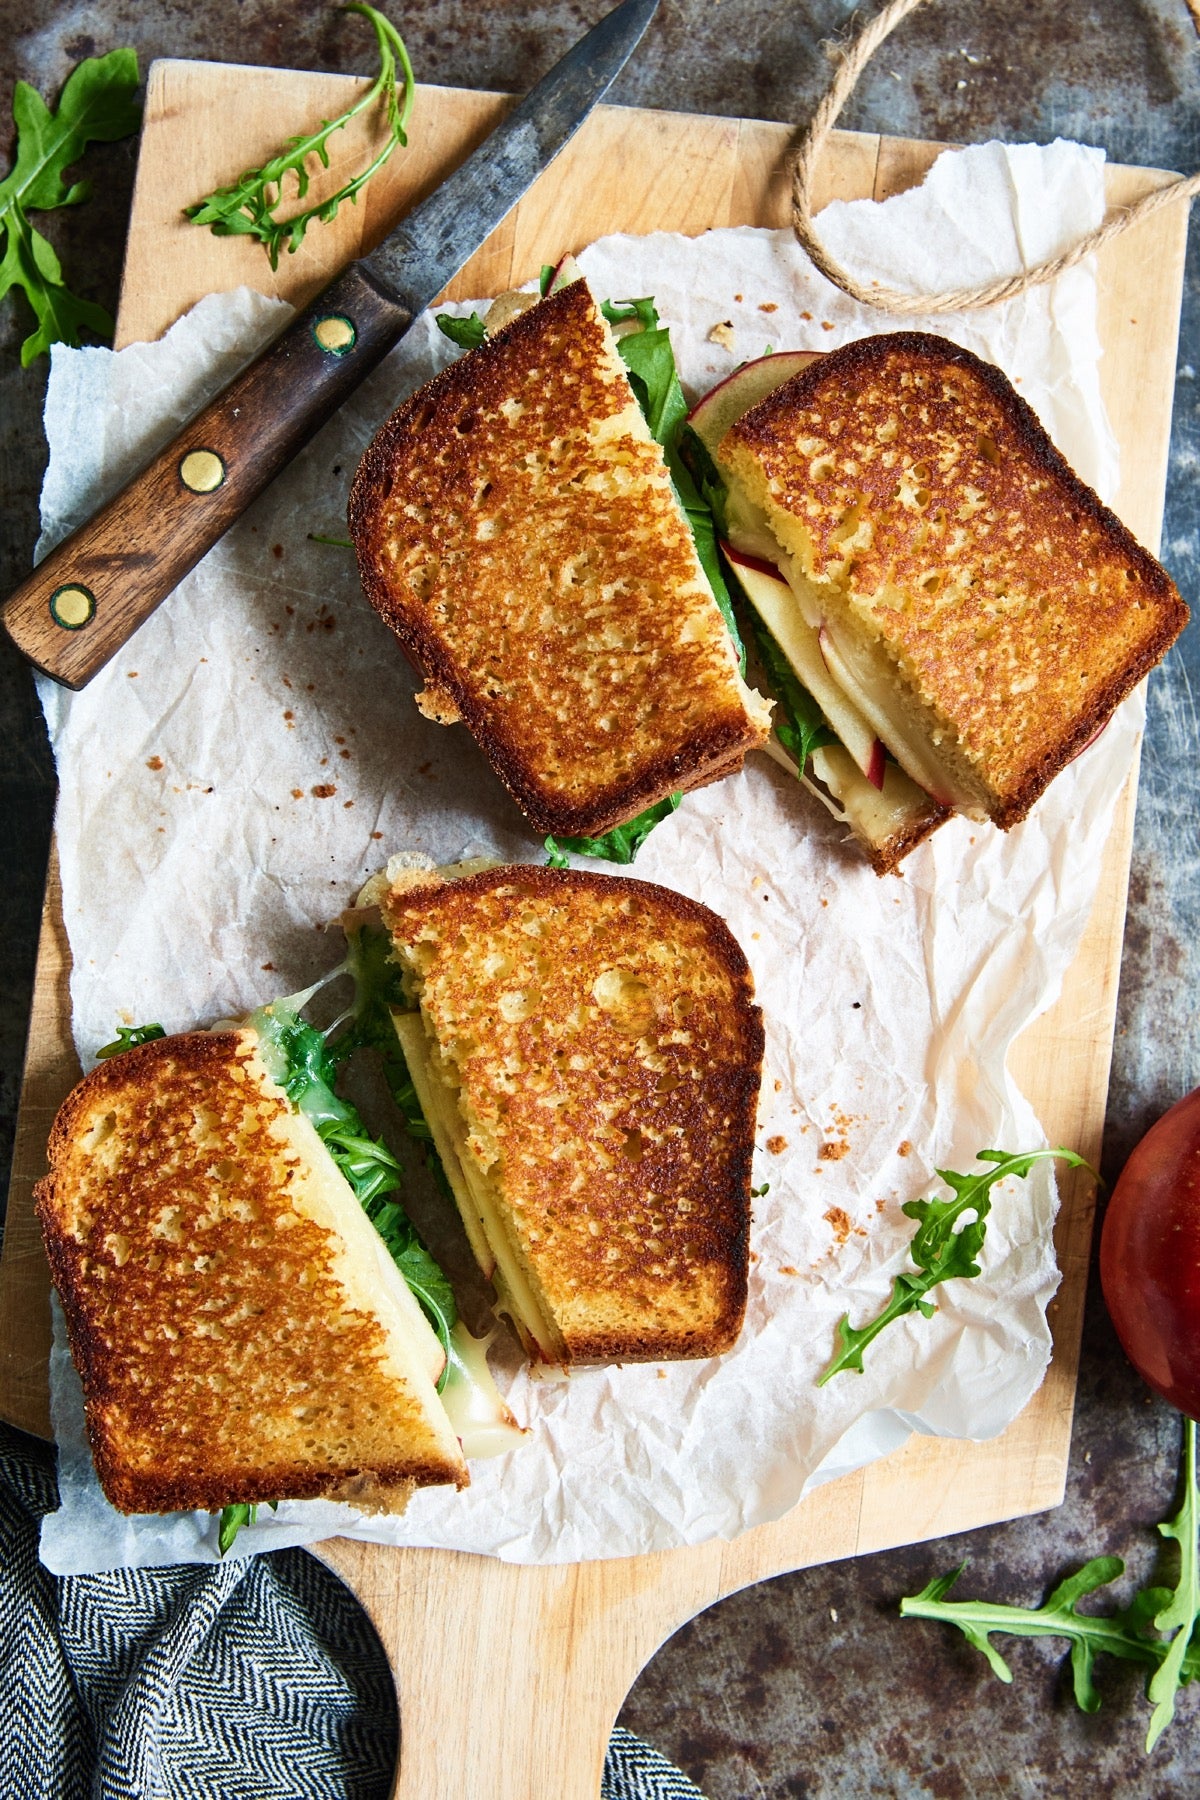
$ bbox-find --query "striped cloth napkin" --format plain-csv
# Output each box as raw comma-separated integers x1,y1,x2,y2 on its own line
0,1422,706,1798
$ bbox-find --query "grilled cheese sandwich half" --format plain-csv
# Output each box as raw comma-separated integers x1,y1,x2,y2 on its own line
378,864,764,1365
37,1030,475,1516
349,277,771,839
715,332,1188,868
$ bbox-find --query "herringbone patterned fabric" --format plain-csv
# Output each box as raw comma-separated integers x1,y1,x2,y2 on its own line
1,1424,708,1799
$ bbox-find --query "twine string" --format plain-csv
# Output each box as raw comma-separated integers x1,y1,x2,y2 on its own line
788,0,1200,314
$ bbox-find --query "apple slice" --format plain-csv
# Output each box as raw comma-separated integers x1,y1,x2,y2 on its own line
724,544,884,786
546,253,584,294
808,745,947,854
687,351,824,458
813,620,984,814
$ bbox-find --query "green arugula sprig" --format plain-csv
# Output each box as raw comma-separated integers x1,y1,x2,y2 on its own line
601,297,744,671
745,610,835,773
818,1147,1091,1385
0,48,141,365
185,4,414,268
217,1499,279,1556
436,311,486,350
250,994,457,1364
901,1418,1200,1751
544,793,682,868
339,914,459,1216
96,1022,166,1059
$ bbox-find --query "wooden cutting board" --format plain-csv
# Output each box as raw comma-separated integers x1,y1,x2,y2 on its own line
0,60,1189,1799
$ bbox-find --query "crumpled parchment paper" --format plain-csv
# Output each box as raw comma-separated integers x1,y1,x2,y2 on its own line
36,138,1132,1572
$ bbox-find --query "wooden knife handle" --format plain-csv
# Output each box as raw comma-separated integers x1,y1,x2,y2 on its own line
2,263,410,689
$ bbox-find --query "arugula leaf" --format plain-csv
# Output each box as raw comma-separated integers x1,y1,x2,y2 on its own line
250,992,457,1372
185,4,414,269
678,423,729,537
338,916,462,1251
217,1503,256,1556
0,48,141,365
602,300,745,673
600,296,660,333
1147,1414,1200,1747
901,1418,1200,1748
95,1022,167,1059
818,1148,1092,1384
217,1497,279,1557
544,792,682,868
743,608,835,773
437,311,487,350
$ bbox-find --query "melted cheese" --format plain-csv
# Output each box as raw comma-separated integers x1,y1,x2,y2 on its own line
389,1010,563,1362
440,1323,527,1457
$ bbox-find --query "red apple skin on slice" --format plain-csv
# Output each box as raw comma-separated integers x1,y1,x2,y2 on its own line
865,738,887,792
814,628,886,791
687,351,824,456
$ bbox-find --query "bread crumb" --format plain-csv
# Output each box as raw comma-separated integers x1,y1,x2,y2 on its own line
311,783,337,798
800,310,813,320
708,320,736,350
821,320,835,331
146,756,163,771
779,1264,799,1276
819,1140,848,1161
824,1206,851,1244
758,302,778,313
897,1140,912,1157
766,1134,787,1154
291,788,303,799
774,1079,782,1093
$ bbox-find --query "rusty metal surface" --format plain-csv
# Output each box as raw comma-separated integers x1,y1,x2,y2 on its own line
3,2,1200,1793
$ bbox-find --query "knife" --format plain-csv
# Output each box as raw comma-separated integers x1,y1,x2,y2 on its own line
2,0,658,690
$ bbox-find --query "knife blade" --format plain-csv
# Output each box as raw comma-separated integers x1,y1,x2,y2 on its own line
3,0,658,690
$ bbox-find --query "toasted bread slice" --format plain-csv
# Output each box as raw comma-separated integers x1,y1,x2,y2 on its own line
349,279,771,837
36,1030,468,1515
718,332,1188,832
379,866,763,1364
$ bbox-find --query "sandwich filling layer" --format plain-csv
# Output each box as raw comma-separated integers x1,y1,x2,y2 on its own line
381,866,764,1365
717,332,1189,833
390,1007,565,1363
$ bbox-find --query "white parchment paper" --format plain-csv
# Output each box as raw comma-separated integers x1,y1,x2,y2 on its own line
38,140,1133,1572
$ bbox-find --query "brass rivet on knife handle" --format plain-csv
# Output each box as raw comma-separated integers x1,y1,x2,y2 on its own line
2,265,408,690
178,449,226,494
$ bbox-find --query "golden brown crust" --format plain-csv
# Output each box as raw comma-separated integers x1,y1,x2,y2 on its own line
863,795,951,876
350,281,769,837
721,332,1189,829
382,866,763,1363
36,1032,467,1515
